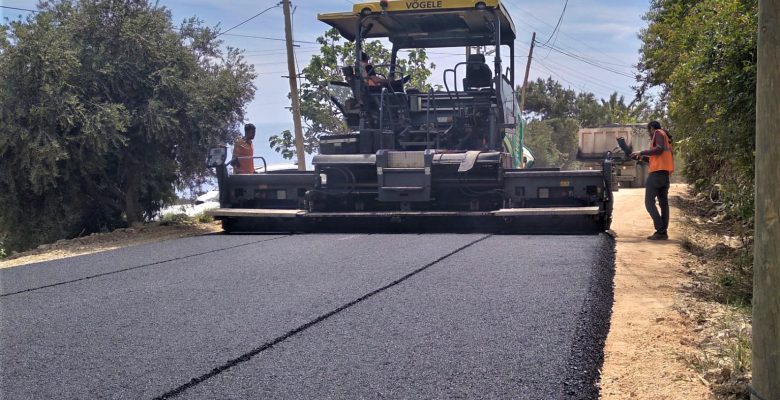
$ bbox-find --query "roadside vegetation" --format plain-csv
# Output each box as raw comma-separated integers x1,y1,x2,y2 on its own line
0,0,255,253
638,0,758,397
159,212,213,226
639,0,757,223
675,190,753,399
521,78,661,169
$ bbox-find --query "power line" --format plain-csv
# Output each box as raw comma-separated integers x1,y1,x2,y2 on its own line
242,45,320,52
539,0,568,47
0,5,38,13
173,27,317,46
255,70,293,75
533,61,580,90
243,49,320,57
218,2,282,36
243,46,321,52
535,59,633,98
506,1,635,69
531,27,634,69
221,32,318,45
537,54,631,90
535,41,636,79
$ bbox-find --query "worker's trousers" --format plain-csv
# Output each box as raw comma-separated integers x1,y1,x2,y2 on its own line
645,171,670,234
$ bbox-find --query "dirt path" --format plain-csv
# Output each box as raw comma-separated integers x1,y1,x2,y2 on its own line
599,184,711,399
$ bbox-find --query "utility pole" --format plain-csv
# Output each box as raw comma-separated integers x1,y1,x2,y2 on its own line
518,32,536,116
282,0,306,171
753,0,779,398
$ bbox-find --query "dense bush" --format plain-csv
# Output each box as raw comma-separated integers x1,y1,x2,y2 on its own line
0,0,256,251
639,0,757,222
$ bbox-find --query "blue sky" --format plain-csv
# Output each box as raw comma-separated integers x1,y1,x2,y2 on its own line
2,0,651,165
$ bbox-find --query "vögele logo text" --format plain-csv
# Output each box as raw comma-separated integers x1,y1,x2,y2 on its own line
405,1,444,9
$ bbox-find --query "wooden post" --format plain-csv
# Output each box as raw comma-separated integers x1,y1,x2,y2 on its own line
282,0,306,171
518,32,536,116
753,0,780,398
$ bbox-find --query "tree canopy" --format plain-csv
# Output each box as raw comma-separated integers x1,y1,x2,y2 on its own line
269,28,434,159
521,77,656,168
638,0,757,220
0,0,256,251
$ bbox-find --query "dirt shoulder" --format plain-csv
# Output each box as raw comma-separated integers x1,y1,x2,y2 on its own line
600,184,712,399
0,221,222,269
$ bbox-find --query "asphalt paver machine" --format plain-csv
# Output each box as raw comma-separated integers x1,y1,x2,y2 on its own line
206,0,615,233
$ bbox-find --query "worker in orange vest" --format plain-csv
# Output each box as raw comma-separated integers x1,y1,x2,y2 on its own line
631,121,675,240
232,124,256,174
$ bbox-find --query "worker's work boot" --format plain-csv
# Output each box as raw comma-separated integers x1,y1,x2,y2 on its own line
647,232,669,240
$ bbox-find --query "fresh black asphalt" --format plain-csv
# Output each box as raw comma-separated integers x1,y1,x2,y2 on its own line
0,233,614,399
0,234,282,296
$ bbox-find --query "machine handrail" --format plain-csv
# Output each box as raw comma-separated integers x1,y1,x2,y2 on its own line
379,87,387,131
230,156,268,174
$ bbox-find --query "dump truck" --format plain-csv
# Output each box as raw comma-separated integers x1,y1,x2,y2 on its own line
206,0,616,233
578,125,650,188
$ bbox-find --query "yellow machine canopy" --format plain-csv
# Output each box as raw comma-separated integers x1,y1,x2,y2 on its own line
317,0,517,48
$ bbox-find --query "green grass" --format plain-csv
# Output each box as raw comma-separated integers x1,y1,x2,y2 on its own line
715,307,752,374
159,213,190,226
194,212,213,224
159,212,213,226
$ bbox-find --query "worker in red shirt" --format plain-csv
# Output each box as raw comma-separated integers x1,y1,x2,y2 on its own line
631,121,675,240
232,123,255,174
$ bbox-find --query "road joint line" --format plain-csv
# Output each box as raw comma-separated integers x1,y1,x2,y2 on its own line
153,234,492,399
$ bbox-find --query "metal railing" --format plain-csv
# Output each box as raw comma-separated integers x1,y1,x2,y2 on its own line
229,156,268,174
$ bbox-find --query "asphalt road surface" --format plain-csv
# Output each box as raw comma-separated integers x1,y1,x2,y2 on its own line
0,233,614,399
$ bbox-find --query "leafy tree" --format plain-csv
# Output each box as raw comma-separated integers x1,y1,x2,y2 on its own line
524,78,578,120
524,77,651,127
520,77,655,169
599,92,652,125
524,120,566,168
575,92,610,128
638,0,757,220
0,0,255,251
269,28,434,159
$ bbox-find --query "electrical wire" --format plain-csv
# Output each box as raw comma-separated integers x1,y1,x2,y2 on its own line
532,62,580,91
540,41,635,72
530,16,633,68
242,47,319,55
535,41,636,79
255,70,292,75
539,0,568,47
220,33,318,45
506,1,635,69
218,2,282,36
0,5,38,13
535,58,633,98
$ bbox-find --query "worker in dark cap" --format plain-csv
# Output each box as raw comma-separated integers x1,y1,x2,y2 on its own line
232,123,256,174
631,121,675,240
